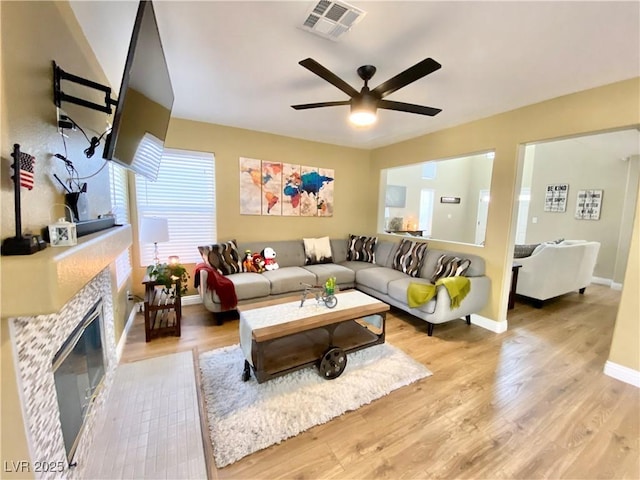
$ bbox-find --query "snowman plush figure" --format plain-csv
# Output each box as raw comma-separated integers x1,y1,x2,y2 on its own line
262,247,279,271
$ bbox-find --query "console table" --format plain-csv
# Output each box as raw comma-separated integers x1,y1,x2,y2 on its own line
143,275,182,342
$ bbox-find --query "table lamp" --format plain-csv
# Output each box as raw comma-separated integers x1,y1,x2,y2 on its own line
140,216,169,265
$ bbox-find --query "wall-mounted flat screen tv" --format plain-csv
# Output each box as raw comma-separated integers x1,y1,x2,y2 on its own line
102,0,173,182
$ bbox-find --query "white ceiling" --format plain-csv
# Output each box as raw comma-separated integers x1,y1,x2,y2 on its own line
69,1,640,150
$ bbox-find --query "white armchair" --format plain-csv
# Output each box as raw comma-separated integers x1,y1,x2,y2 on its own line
515,240,601,307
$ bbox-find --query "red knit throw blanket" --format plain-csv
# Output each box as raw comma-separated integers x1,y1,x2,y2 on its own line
194,263,238,311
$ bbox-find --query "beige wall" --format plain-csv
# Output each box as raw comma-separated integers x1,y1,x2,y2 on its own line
384,154,493,244
609,192,640,370
522,136,636,279
129,118,375,297
1,3,133,473
371,79,640,342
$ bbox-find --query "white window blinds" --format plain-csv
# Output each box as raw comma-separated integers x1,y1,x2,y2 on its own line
131,132,164,182
109,162,130,224
109,162,131,288
136,148,216,265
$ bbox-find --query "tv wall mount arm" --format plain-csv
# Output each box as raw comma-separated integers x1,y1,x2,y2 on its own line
53,61,118,114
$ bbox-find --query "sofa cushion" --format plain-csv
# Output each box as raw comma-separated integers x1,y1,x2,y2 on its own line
199,240,241,275
421,249,486,278
514,243,539,258
374,241,398,268
431,254,471,283
302,263,355,286
330,239,348,263
347,234,377,263
356,266,408,294
262,267,316,295
387,277,437,314
303,236,333,264
392,239,428,277
339,260,378,274
239,240,306,268
218,272,270,301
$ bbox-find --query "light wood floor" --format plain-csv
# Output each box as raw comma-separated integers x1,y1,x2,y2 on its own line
121,285,639,479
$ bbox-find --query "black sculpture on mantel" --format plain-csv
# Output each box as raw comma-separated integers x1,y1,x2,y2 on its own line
1,144,47,255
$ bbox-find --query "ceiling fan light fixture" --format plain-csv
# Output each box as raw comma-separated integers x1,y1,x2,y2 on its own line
349,95,377,127
349,110,377,127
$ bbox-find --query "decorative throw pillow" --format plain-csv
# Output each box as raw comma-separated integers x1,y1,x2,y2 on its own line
392,239,428,277
514,243,539,258
303,236,333,265
346,234,377,263
198,240,241,275
431,254,471,283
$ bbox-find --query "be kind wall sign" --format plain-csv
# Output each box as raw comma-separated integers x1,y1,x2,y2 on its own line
544,183,569,212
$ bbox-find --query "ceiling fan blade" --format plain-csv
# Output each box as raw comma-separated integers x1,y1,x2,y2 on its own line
372,58,442,99
299,58,359,98
291,100,351,110
378,99,442,116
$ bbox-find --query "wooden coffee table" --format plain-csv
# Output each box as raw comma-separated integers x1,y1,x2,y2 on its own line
239,290,389,383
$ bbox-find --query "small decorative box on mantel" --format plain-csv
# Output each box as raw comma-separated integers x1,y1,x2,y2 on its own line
48,218,77,247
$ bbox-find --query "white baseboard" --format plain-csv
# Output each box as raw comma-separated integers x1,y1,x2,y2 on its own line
604,361,640,388
116,303,141,362
471,314,508,334
592,276,623,290
182,294,202,306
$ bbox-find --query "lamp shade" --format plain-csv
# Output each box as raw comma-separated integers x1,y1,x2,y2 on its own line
140,217,169,244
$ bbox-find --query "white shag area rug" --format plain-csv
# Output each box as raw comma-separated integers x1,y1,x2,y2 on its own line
198,343,431,468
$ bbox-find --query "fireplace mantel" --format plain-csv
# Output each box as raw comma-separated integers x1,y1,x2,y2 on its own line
1,224,132,317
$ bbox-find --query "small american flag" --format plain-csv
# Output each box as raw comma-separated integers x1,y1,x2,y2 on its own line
12,152,35,190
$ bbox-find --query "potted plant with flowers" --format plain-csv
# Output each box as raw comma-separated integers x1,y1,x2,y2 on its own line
146,261,189,297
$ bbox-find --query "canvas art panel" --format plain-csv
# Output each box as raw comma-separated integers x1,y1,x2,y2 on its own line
261,161,283,215
241,159,335,216
239,157,262,215
282,163,301,216
317,167,334,217
299,165,319,217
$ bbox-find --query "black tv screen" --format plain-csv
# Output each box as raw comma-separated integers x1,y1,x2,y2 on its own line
103,0,173,181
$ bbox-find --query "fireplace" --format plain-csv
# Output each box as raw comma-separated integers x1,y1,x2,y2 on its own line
52,300,106,463
9,269,118,479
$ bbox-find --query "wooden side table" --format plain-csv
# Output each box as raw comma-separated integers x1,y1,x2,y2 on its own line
143,274,182,342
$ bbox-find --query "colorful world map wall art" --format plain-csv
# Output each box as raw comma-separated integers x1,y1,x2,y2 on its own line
239,157,335,216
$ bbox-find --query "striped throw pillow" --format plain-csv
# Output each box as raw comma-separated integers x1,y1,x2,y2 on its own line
198,240,241,275
347,235,377,263
431,254,471,283
392,239,428,277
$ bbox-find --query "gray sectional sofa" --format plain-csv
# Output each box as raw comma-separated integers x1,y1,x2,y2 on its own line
197,238,490,336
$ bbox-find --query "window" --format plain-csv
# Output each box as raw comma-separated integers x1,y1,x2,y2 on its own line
136,147,216,265
421,162,437,180
109,162,131,288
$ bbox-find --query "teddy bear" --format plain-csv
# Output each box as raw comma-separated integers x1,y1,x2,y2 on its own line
252,252,266,273
242,249,257,273
262,247,279,271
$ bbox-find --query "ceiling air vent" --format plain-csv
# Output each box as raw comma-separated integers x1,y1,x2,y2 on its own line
299,0,366,41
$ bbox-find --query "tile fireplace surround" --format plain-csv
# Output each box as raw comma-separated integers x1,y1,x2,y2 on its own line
3,225,131,479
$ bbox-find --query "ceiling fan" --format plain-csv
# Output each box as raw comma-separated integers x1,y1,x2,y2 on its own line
291,57,442,126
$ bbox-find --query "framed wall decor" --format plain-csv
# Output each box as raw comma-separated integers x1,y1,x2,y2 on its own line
385,185,407,208
544,183,569,212
440,196,461,204
575,189,603,220
240,157,334,216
